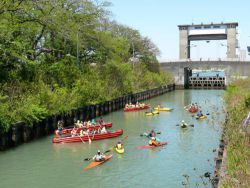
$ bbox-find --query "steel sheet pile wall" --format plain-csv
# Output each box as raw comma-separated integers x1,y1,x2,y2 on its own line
0,84,175,150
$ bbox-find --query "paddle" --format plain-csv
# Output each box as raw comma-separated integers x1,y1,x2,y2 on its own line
103,135,128,154
87,132,92,143
91,129,98,143
140,131,161,137
176,124,194,127
84,157,92,161
79,134,85,144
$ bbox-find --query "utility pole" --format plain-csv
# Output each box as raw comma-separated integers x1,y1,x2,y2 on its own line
77,31,80,67
132,40,135,70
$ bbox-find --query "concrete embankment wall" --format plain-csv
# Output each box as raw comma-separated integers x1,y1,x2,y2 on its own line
212,117,228,188
0,84,175,151
212,132,226,188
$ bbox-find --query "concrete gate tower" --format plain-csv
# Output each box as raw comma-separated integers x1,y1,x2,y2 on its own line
178,22,238,59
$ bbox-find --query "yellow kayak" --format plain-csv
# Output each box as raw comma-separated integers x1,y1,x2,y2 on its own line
115,147,124,154
196,115,207,120
146,111,160,116
154,107,173,112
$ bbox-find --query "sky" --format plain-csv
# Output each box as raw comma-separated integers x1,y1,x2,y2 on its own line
108,0,250,61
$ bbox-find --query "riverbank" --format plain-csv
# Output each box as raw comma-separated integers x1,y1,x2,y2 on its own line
0,84,174,151
217,79,250,187
0,0,173,136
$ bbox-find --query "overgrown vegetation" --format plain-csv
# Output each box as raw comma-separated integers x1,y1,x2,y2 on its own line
221,79,250,188
0,0,173,133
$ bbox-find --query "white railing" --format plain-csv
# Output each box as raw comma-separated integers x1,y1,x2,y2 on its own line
160,58,250,63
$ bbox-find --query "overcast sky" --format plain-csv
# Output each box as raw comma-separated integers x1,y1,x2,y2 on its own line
108,0,250,61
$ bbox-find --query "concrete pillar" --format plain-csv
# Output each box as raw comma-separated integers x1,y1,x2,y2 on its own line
227,24,237,59
179,26,188,59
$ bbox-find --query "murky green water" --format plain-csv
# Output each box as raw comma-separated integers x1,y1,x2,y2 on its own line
0,90,225,188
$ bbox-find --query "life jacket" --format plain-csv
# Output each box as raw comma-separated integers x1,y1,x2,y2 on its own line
197,112,203,117
101,127,107,134
149,140,157,146
149,139,158,146
117,143,122,149
152,140,157,146
80,130,84,136
94,154,103,161
181,123,187,128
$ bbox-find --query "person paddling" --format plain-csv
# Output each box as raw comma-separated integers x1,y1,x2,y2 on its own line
71,126,78,137
93,150,105,162
197,110,203,117
149,137,158,146
149,129,156,137
88,120,92,127
91,118,96,125
180,120,188,128
100,126,107,134
98,117,104,125
115,140,124,150
55,121,63,136
189,103,195,110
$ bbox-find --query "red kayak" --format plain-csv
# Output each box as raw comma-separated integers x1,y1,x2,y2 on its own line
188,108,198,113
124,104,150,112
137,141,168,149
54,122,112,136
84,155,113,170
52,129,123,143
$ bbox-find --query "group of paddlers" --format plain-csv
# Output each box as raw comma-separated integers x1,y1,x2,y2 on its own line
70,126,107,137
74,118,104,128
124,101,146,108
55,118,107,137
186,103,205,117
186,103,199,112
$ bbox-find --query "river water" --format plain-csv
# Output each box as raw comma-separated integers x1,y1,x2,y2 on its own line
0,90,225,188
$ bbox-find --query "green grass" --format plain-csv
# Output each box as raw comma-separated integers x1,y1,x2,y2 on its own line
220,79,250,188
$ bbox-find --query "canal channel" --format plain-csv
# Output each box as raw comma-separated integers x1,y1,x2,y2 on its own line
0,90,226,188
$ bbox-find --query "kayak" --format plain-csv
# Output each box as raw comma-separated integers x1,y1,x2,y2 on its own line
196,115,207,120
52,129,123,143
124,104,150,112
137,141,168,149
145,111,159,116
84,154,113,170
55,122,113,136
154,107,173,112
115,147,125,154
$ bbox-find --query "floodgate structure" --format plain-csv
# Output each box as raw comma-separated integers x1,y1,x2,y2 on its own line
161,22,250,89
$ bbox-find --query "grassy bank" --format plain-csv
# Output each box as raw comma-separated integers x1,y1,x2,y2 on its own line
220,79,250,187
